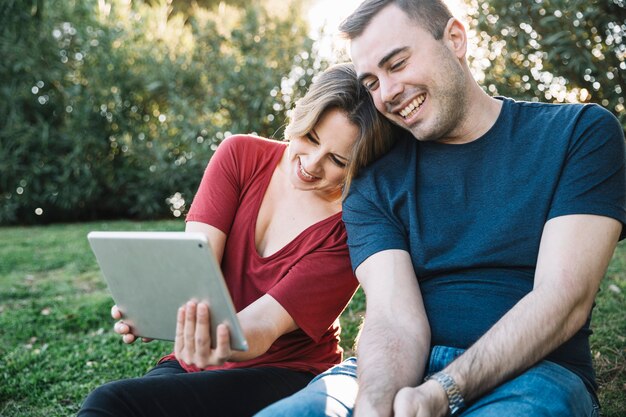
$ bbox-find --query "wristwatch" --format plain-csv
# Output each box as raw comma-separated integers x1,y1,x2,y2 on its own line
427,371,466,416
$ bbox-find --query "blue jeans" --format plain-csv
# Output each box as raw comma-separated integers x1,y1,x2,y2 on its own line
254,346,601,417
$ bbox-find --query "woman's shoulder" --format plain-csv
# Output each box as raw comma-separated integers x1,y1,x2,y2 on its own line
212,134,286,179
219,134,287,155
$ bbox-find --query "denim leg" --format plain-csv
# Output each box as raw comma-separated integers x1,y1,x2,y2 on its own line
460,361,599,417
424,345,466,377
254,357,358,417
256,346,600,417
423,346,599,417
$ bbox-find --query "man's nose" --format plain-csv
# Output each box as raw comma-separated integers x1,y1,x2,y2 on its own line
380,76,403,106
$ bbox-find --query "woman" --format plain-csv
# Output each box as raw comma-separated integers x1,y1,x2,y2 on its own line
79,63,394,417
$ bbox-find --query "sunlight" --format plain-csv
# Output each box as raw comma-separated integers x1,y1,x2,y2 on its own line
307,0,470,61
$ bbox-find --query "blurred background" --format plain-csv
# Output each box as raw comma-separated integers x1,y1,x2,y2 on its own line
1,0,625,225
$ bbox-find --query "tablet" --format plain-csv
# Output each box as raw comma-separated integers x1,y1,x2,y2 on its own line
87,231,248,351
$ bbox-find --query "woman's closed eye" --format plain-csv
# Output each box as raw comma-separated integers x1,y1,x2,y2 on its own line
305,132,319,144
330,154,347,168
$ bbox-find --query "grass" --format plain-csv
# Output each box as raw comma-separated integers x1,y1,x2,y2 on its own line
0,220,624,416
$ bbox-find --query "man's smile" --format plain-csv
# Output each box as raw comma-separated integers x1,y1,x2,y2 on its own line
399,93,426,119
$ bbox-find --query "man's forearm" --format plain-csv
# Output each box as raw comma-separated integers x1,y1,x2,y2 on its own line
444,287,587,403
353,249,432,417
443,215,621,406
355,314,429,417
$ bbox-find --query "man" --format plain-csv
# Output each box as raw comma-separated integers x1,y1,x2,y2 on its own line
255,1,626,416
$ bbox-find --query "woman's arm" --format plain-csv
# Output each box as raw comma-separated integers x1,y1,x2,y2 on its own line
174,221,299,367
174,294,298,367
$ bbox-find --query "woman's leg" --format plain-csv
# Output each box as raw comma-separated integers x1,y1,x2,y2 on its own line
78,361,314,417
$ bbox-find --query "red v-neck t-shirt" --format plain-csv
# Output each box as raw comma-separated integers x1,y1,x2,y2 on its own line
160,134,358,375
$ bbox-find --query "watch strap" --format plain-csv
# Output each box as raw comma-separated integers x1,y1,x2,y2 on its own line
427,371,466,415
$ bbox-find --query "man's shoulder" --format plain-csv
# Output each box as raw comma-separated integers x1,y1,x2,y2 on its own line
343,133,416,211
353,132,418,185
505,97,615,123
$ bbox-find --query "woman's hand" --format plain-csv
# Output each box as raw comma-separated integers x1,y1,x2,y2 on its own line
174,301,233,368
111,305,152,344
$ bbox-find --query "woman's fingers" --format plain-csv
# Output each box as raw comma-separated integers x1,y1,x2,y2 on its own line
111,304,122,320
114,321,127,335
195,303,211,348
183,301,197,360
214,323,232,363
174,301,230,367
112,304,134,343
174,304,187,361
194,303,212,363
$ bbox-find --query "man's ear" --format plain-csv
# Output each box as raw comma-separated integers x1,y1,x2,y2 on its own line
443,17,467,59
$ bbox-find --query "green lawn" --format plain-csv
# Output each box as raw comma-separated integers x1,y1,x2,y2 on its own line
0,220,624,416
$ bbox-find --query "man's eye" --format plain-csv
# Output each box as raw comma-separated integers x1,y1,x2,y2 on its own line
364,79,379,91
390,59,406,71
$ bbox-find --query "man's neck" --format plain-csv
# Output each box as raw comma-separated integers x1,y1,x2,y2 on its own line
439,84,503,145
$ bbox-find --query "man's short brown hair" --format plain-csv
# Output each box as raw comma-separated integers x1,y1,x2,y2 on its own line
339,0,453,41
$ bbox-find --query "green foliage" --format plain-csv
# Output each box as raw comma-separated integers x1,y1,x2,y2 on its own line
466,0,626,129
0,221,624,415
0,0,323,225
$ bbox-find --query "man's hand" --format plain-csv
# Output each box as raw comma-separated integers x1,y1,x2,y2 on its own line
393,380,449,417
174,301,232,368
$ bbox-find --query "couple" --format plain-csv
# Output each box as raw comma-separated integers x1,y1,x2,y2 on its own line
80,1,626,416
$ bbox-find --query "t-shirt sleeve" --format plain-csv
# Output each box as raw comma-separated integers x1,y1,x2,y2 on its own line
267,245,358,343
185,136,245,233
342,184,409,271
547,105,626,240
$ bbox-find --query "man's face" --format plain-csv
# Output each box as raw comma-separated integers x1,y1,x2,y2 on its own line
351,4,468,144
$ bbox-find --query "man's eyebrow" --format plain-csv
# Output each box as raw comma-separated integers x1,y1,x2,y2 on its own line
356,46,410,84
377,46,410,69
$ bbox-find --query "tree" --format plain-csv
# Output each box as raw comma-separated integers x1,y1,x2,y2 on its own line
466,0,626,130
0,0,324,224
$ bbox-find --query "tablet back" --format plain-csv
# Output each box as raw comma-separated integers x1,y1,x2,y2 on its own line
87,231,248,351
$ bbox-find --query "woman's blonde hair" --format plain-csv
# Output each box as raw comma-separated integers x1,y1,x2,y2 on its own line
284,62,394,197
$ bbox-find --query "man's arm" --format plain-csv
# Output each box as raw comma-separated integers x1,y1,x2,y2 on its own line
393,214,622,416
354,249,431,417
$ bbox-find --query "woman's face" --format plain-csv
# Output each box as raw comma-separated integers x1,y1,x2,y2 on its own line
287,108,358,200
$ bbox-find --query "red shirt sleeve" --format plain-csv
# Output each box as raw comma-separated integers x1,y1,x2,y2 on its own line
186,136,246,233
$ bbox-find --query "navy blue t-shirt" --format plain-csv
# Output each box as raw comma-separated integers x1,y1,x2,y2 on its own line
343,97,626,395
